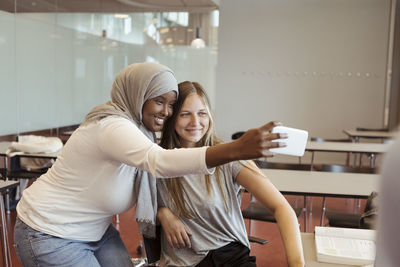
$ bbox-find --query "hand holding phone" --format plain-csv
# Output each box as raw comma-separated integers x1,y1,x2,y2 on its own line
269,126,308,156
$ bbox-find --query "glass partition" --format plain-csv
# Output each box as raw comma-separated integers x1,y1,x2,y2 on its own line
0,1,218,136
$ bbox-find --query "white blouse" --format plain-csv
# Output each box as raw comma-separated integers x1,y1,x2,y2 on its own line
17,117,211,241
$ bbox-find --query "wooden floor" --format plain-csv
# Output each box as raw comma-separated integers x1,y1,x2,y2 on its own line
2,193,365,267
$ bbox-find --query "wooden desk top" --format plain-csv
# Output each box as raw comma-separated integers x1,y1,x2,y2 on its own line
306,141,390,154
343,129,397,139
0,141,58,158
261,169,380,198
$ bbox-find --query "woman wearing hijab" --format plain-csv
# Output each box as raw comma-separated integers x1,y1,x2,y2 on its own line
14,62,283,267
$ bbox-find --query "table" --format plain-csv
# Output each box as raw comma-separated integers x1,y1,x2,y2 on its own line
261,169,380,231
301,233,356,267
261,169,379,198
343,129,397,142
0,180,19,267
0,141,58,213
306,141,390,167
0,141,58,159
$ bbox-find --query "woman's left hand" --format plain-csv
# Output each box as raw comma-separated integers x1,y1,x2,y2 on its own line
157,207,192,249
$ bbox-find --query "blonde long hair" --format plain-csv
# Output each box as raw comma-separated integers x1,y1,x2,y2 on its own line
160,81,229,218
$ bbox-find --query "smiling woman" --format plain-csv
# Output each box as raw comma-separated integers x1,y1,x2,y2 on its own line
156,81,304,267
174,93,210,148
142,91,177,132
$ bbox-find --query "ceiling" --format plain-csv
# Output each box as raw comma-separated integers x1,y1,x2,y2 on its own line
0,0,219,13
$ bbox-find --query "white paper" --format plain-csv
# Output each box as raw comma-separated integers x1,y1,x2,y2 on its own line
315,226,376,266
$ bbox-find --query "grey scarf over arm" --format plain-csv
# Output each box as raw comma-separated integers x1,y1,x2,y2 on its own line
83,62,178,237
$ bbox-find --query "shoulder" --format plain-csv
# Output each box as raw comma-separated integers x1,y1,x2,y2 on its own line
97,117,141,136
98,116,135,128
218,161,246,181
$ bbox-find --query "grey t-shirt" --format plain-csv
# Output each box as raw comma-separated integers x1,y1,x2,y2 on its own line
157,161,250,267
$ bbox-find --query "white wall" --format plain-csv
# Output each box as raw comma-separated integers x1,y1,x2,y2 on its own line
216,0,391,142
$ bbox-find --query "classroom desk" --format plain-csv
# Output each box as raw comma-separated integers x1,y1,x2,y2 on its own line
0,180,19,267
306,141,390,167
260,169,380,232
0,141,58,159
0,141,58,213
261,169,379,199
343,129,397,142
301,233,356,267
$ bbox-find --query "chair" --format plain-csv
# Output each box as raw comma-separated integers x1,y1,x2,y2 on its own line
325,191,378,229
356,127,389,132
314,164,377,226
243,160,310,234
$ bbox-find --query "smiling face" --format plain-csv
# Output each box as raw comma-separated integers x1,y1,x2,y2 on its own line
174,93,210,148
142,91,177,132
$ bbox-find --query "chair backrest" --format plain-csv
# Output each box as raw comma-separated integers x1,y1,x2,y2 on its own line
254,160,312,171
364,191,378,212
310,137,352,143
356,127,389,132
231,131,245,140
315,164,377,174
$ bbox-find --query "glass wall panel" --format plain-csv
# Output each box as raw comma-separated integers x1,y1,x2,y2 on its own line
0,10,17,135
0,2,218,136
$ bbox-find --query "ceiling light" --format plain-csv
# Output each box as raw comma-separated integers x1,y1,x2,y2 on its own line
191,27,205,49
114,14,129,19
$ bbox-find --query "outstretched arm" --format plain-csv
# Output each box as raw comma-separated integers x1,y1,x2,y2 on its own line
237,161,305,267
205,121,284,168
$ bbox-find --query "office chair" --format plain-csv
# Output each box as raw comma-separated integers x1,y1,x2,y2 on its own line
356,127,389,132
314,164,377,226
325,191,378,229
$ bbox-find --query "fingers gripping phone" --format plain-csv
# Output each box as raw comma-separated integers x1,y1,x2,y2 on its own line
269,126,308,156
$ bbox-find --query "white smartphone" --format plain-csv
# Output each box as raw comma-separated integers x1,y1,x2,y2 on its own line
269,126,308,156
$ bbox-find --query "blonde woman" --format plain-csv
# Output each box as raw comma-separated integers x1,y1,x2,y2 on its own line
157,81,305,267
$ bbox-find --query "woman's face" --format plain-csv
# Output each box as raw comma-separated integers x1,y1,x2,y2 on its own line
142,91,177,132
175,93,210,148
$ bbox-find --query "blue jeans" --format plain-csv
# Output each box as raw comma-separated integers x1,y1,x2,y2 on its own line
14,218,133,267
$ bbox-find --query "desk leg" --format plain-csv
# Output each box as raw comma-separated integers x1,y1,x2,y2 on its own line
303,196,308,232
320,197,326,226
352,137,359,167
353,153,358,167
4,157,10,214
0,193,11,267
369,154,376,168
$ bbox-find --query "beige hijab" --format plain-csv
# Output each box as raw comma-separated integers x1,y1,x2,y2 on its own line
83,62,178,237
